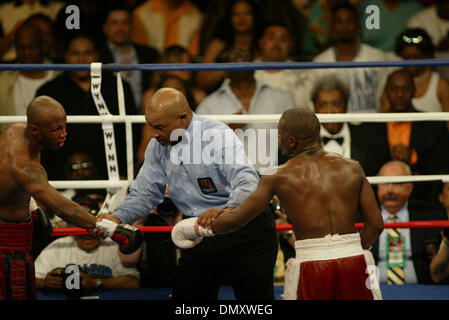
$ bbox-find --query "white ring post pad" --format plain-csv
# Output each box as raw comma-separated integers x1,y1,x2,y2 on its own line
96,219,118,238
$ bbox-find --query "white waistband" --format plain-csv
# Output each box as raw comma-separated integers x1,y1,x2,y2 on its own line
295,233,364,262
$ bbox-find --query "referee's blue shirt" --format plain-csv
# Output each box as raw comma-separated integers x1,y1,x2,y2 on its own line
114,113,260,224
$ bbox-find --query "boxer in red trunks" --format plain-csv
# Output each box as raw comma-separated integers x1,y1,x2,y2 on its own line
195,108,384,300
0,96,102,300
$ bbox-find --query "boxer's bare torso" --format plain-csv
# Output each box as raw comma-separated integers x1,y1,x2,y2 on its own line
0,124,38,222
203,148,382,250
0,120,96,229
272,150,369,240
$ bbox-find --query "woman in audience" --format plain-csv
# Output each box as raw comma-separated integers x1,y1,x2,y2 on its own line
381,28,449,120
195,0,263,92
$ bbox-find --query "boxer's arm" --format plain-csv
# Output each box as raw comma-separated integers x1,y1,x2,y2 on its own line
13,162,96,229
358,174,384,250
207,175,275,234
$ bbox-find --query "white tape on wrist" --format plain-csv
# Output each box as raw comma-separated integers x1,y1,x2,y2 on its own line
197,225,214,237
96,219,118,238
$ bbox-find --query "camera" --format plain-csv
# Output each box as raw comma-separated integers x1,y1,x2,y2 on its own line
157,196,179,217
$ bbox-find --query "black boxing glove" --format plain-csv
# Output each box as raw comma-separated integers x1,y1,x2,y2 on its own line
95,219,142,254
31,208,53,242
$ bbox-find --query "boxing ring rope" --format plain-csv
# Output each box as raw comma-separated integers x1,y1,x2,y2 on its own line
1,59,449,234
52,220,449,236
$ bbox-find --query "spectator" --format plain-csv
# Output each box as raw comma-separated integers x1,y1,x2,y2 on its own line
254,21,316,110
23,13,59,62
407,0,449,51
196,48,296,174
130,0,203,57
372,161,444,284
36,34,139,181
119,195,183,288
59,151,100,203
381,28,449,124
430,182,449,283
196,0,263,92
0,0,64,62
35,197,140,295
137,73,198,166
380,69,449,179
256,0,305,60
142,45,206,114
98,6,159,111
313,2,389,113
311,75,389,176
0,24,58,133
291,0,335,59
65,152,98,182
360,0,422,53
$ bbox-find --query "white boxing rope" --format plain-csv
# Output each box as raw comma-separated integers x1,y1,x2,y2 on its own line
47,174,449,190
49,180,130,189
2,112,449,124
90,62,120,213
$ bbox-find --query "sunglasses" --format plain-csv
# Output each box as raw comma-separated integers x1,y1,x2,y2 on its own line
70,161,93,171
402,35,423,44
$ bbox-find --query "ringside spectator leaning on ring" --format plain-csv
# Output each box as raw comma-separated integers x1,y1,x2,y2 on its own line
35,197,140,296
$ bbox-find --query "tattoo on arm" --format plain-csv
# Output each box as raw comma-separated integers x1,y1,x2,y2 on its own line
74,208,80,218
23,165,47,184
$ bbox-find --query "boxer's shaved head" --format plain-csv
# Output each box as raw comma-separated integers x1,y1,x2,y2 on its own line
27,96,66,128
26,96,67,150
278,108,321,156
281,108,320,144
144,88,193,146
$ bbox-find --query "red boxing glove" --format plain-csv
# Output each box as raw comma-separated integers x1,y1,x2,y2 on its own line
31,208,53,242
96,219,142,254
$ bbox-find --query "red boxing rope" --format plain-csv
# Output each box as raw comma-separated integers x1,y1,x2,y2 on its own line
51,220,449,236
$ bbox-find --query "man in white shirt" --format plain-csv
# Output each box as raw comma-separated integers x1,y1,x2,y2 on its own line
196,48,296,174
254,21,315,111
312,2,389,113
407,0,449,51
35,198,140,294
0,24,56,133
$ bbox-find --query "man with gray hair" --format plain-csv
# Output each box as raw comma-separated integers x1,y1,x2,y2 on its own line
312,75,389,176
372,160,445,284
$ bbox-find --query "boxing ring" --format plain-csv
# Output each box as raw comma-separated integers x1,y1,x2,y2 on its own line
2,58,449,300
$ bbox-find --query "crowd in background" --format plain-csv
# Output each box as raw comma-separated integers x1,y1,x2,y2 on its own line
1,0,449,294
